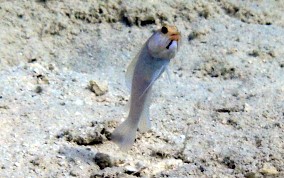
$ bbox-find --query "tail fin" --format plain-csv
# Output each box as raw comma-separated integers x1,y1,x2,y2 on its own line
111,118,138,151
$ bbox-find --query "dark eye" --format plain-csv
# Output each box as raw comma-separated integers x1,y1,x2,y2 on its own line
161,26,168,34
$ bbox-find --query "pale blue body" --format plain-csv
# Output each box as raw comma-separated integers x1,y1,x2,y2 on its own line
112,43,170,150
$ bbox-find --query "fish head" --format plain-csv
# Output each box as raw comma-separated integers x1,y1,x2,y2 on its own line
147,25,180,59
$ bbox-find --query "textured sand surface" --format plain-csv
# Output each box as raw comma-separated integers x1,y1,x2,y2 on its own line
0,1,283,177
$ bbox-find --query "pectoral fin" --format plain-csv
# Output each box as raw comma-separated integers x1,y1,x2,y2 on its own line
138,65,166,100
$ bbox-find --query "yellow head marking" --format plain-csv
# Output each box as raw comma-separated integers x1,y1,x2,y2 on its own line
160,25,180,41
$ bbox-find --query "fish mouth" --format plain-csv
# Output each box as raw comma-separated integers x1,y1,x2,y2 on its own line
169,33,180,41
166,40,173,49
166,32,180,49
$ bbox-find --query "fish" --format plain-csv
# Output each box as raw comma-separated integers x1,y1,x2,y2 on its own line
112,25,181,151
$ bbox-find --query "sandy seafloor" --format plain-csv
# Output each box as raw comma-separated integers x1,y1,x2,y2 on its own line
0,0,283,177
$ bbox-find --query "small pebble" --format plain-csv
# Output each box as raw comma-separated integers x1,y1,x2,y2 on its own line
94,152,113,169
125,165,138,173
88,80,108,96
244,172,256,178
260,163,278,175
35,86,43,93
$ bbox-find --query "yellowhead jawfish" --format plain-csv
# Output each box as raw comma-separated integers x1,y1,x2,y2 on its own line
112,25,181,150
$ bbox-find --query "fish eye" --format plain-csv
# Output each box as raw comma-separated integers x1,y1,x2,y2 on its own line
161,26,168,34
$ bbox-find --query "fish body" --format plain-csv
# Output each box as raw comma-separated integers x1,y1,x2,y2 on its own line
112,25,180,150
